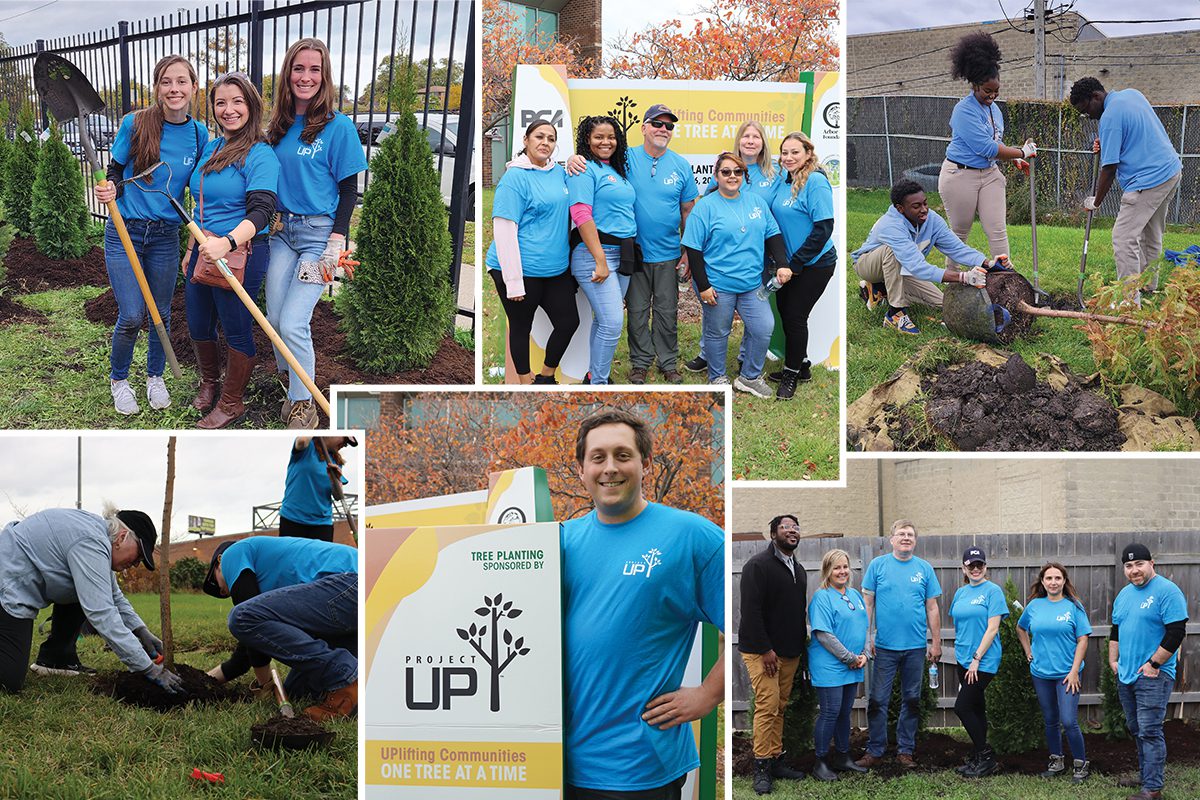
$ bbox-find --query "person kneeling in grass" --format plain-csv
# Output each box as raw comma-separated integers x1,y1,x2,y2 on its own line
203,535,357,721
851,179,1008,336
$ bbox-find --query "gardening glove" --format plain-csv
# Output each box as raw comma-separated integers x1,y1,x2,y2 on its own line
961,268,988,288
142,663,185,695
133,626,164,659
1021,139,1037,159
1083,195,1098,212
985,254,1014,273
316,235,345,283
1015,158,1029,176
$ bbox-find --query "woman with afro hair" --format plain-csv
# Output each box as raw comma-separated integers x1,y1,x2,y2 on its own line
939,32,1037,269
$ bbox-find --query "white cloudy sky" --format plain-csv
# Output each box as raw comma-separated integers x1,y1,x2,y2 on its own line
847,0,1200,36
0,433,360,542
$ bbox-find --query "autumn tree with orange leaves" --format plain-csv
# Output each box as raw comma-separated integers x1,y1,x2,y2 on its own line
366,392,724,527
606,0,839,82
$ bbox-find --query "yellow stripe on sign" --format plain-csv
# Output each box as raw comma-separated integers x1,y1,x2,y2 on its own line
367,740,562,787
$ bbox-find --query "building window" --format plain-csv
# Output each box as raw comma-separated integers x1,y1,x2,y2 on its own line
500,2,558,46
338,394,381,429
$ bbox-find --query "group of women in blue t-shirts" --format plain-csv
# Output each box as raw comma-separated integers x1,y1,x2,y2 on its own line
95,39,366,428
488,116,837,399
805,550,1092,783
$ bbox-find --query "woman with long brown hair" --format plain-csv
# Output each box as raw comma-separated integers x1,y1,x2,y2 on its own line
264,38,367,429
184,72,280,428
94,55,206,416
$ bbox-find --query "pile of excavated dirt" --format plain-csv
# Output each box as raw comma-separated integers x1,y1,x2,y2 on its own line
92,663,249,711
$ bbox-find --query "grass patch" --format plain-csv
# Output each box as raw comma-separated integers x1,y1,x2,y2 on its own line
909,338,975,377
0,593,355,800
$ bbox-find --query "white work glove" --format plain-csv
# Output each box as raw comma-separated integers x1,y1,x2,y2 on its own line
961,268,988,288
317,235,344,280
1083,196,1097,212
1021,139,1037,159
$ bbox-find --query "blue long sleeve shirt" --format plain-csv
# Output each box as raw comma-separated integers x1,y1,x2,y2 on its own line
945,93,1004,168
851,206,987,283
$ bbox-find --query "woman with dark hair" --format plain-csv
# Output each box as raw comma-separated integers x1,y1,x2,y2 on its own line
681,152,790,397
485,120,577,385
567,115,637,385
183,73,279,428
768,131,837,400
94,55,206,416
265,38,367,428
1017,563,1092,783
940,32,1036,267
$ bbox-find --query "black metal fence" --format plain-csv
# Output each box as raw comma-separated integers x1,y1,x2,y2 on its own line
0,0,475,315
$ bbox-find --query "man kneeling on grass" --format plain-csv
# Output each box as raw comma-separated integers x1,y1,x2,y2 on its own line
202,535,358,721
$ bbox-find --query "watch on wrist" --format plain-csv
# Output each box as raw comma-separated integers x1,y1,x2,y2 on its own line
225,233,238,251
1149,659,1162,669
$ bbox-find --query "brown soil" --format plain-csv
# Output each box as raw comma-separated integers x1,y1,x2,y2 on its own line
731,719,1200,779
251,714,328,737
3,237,108,293
0,294,49,326
91,663,249,711
985,271,1036,344
921,354,1126,451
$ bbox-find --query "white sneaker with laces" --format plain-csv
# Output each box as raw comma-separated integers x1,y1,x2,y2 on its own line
146,375,171,410
734,375,774,398
111,379,140,415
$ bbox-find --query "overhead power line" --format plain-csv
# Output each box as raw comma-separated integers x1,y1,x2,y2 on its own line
0,0,58,25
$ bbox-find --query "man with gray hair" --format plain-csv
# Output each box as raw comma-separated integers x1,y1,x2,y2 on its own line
0,507,183,694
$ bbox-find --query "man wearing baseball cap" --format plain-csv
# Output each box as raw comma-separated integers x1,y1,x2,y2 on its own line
0,506,182,694
1110,544,1188,800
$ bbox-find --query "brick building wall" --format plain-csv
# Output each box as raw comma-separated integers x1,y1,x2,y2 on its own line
849,13,1200,104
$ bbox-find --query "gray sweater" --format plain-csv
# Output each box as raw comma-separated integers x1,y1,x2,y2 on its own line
0,509,151,671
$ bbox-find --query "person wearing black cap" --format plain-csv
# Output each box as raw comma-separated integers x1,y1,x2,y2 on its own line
1110,543,1188,800
202,534,358,721
0,506,182,694
280,436,357,541
948,546,1008,777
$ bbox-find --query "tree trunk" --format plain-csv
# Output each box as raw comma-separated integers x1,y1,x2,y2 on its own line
159,436,176,670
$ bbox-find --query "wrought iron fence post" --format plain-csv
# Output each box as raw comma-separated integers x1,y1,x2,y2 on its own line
448,3,475,314
118,21,132,114
248,0,264,93
34,39,47,131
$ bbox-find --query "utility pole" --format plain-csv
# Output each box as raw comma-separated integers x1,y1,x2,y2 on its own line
1033,0,1046,99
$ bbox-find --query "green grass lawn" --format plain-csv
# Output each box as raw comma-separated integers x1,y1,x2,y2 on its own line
845,188,1199,405
0,592,356,800
481,188,840,481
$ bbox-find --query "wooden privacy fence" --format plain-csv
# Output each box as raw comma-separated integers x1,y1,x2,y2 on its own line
732,531,1200,731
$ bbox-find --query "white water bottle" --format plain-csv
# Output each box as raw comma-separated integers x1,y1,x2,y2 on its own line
928,663,939,689
756,276,782,301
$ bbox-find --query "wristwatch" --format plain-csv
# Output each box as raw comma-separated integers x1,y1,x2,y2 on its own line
225,233,238,251
1149,659,1163,669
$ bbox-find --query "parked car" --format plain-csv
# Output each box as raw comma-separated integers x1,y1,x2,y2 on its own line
378,112,474,218
60,113,118,155
349,111,399,146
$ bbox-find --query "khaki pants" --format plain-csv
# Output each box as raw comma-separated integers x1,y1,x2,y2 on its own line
854,246,944,309
742,652,801,759
1113,171,1181,293
938,160,1010,267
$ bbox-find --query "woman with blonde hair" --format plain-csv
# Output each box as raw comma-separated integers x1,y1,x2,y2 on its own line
703,119,781,198
95,55,207,416
807,548,869,781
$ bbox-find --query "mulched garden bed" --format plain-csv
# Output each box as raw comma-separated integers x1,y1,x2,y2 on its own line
0,294,49,326
3,237,108,293
92,662,251,711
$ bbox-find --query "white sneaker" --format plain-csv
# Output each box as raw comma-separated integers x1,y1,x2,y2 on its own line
711,375,731,386
146,376,171,410
111,379,140,415
734,375,774,398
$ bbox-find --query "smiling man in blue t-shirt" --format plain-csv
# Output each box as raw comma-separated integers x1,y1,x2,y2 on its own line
561,410,724,799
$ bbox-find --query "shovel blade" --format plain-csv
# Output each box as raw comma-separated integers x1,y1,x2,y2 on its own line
33,52,105,124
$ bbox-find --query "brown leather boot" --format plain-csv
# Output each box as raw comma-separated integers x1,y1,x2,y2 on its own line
192,340,221,411
197,349,254,429
305,680,357,722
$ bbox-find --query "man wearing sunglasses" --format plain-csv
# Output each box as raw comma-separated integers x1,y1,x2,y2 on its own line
738,514,809,793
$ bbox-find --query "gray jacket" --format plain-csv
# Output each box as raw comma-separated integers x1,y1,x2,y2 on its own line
0,509,151,671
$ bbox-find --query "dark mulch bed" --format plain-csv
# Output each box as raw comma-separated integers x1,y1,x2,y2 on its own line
91,663,250,711
732,719,1200,779
4,237,108,293
0,293,49,326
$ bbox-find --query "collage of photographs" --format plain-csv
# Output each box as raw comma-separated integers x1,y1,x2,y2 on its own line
0,0,1197,799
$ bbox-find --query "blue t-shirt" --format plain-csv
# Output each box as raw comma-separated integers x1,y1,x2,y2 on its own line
561,502,724,791
704,160,781,200
807,586,868,687
189,140,280,237
626,145,698,263
945,93,1004,168
220,536,357,594
770,171,835,264
280,441,334,526
1099,89,1182,192
1111,574,1188,684
862,553,941,651
272,112,367,217
680,191,780,294
566,159,637,239
1018,596,1092,680
485,164,570,278
950,581,1009,673
110,113,208,221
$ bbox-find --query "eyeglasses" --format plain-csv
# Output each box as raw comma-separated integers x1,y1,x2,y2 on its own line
841,593,856,611
777,524,799,532
718,168,745,177
647,119,675,130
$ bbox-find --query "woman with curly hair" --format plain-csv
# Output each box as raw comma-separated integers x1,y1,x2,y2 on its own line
940,32,1037,268
566,115,637,385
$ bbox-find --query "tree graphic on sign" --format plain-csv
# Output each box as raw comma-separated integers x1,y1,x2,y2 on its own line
607,95,639,137
456,593,530,712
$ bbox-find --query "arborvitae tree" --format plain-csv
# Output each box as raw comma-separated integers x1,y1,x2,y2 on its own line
31,123,90,259
3,104,39,236
337,78,454,372
1099,636,1130,740
985,578,1043,754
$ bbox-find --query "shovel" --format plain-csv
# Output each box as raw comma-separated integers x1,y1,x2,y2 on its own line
33,52,182,380
1078,144,1101,310
1027,155,1049,305
269,667,294,718
314,437,358,538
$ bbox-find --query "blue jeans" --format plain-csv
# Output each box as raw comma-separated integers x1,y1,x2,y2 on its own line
184,238,270,356
265,213,333,401
1031,675,1086,760
814,683,858,757
104,218,180,379
1117,673,1174,792
698,287,772,381
866,647,925,757
227,572,357,699
570,244,629,384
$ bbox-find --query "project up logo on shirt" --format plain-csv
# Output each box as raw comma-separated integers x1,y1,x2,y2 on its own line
748,205,763,220
662,171,679,186
623,547,663,578
1056,610,1074,623
910,573,925,583
1141,595,1157,610
297,137,325,159
970,594,987,606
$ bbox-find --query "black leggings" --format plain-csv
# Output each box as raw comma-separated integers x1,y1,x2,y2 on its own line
279,515,335,541
954,665,996,752
491,269,579,375
0,606,34,693
776,251,836,370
